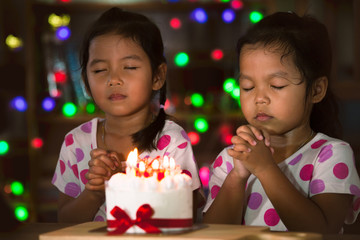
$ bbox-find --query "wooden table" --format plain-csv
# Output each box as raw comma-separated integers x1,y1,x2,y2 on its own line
1,222,359,240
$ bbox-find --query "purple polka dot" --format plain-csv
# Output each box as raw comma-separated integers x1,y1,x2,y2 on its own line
248,192,262,210
350,185,360,196
80,121,92,133
299,164,313,181
52,173,57,184
157,135,171,150
213,156,223,169
333,163,349,179
65,134,74,147
211,185,220,199
226,162,233,174
264,209,280,226
181,130,190,142
164,152,170,156
71,164,79,179
76,148,84,162
177,142,187,149
318,144,333,163
80,169,88,185
64,182,81,198
94,215,105,222
310,179,325,194
181,169,192,178
60,160,66,175
67,160,72,168
311,139,327,149
289,154,302,165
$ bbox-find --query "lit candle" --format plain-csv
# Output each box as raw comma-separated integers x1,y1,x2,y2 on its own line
169,157,176,175
126,148,138,177
163,156,169,169
151,159,159,180
139,161,145,177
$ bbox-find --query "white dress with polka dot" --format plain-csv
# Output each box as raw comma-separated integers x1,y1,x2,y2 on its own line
203,133,360,231
52,118,202,221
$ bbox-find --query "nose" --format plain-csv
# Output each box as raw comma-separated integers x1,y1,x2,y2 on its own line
255,89,270,105
107,72,123,87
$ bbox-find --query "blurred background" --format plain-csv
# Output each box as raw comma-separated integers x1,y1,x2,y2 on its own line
0,0,359,227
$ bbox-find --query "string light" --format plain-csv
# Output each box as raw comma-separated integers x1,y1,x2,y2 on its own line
56,26,71,41
42,97,56,112
250,11,263,23
211,49,224,61
5,35,23,50
11,181,24,196
223,78,237,93
199,166,210,188
0,140,9,155
231,0,244,10
54,70,67,83
191,8,207,24
62,102,77,117
174,52,189,67
31,138,44,149
14,206,29,221
86,102,96,114
10,96,27,112
194,118,209,133
222,9,236,23
187,131,200,145
170,17,182,29
191,93,204,108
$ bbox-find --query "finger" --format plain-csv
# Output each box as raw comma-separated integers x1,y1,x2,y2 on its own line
227,148,248,160
87,178,105,186
235,125,253,136
87,166,110,177
232,143,251,153
90,148,108,159
107,151,120,168
233,132,257,146
91,154,117,172
261,130,271,147
248,125,264,141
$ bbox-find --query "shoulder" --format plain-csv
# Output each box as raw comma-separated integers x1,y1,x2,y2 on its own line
211,146,234,169
63,118,99,146
310,133,353,154
157,120,189,141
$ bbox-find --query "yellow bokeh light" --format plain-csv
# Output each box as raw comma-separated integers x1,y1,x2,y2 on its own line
5,35,23,49
48,13,71,28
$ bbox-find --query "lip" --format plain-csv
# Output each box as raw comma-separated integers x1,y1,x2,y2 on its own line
109,93,126,101
255,112,272,122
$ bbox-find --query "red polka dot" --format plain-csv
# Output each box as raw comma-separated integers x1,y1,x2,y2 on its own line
71,164,79,179
213,156,223,169
157,135,171,150
211,185,220,199
60,160,66,175
264,208,280,226
333,163,349,179
299,164,313,181
181,169,192,178
65,134,74,147
177,142,188,149
80,169,88,184
311,139,327,149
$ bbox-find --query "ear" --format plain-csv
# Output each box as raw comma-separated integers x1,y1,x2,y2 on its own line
311,76,328,103
152,63,167,91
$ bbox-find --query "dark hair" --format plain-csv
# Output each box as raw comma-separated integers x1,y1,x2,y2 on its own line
80,7,168,151
236,12,341,138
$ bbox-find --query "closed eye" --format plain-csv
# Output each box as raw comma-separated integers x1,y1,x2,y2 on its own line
241,87,254,92
93,69,106,74
271,85,286,90
124,66,139,70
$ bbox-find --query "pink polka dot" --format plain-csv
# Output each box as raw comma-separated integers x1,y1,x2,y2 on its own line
177,142,188,149
310,179,325,194
65,182,81,198
353,198,360,211
264,208,280,226
299,164,313,181
289,154,302,165
76,148,84,162
226,162,233,174
350,185,360,196
60,160,66,175
181,130,190,142
248,192,262,210
71,164,79,179
318,144,333,163
80,121,92,133
211,185,220,199
52,173,57,184
80,169,88,185
65,134,74,147
94,215,105,222
213,156,223,169
311,139,327,149
181,169,192,178
157,135,171,150
333,163,349,179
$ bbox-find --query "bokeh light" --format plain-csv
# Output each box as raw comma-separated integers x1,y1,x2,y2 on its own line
31,138,44,149
86,102,96,114
56,26,71,41
231,0,244,10
223,78,237,93
222,9,236,23
62,102,77,117
191,8,207,23
42,97,56,111
11,181,24,196
187,131,200,145
10,96,28,112
0,140,9,155
199,166,210,187
170,17,182,29
191,93,204,108
5,35,23,50
14,206,29,221
250,11,263,23
174,52,189,67
54,70,67,83
194,118,209,133
211,49,224,61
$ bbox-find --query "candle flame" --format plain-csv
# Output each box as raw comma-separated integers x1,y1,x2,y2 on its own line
139,161,145,173
163,156,169,168
170,157,176,169
152,159,160,170
127,148,138,167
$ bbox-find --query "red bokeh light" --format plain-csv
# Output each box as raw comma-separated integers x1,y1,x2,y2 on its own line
231,0,244,10
187,131,200,145
170,18,182,29
31,138,44,149
211,49,224,61
54,71,67,83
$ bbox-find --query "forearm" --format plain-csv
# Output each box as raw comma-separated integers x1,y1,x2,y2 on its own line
58,189,105,223
257,166,330,233
203,171,247,224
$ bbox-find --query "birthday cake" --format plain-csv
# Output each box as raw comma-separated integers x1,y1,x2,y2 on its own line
105,149,193,234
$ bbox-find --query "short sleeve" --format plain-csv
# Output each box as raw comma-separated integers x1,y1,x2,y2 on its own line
203,147,234,212
310,142,360,224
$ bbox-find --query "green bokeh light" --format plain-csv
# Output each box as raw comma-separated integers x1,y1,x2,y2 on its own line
62,102,77,117
86,102,96,114
250,11,263,23
223,78,236,93
0,140,9,155
174,52,189,67
191,93,204,108
14,206,29,221
230,87,240,99
11,181,24,196
194,118,209,133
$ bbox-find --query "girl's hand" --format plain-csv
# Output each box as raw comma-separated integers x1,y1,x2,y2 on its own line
235,125,271,149
85,149,123,191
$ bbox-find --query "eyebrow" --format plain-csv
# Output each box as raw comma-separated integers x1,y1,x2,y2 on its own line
88,54,143,67
239,71,290,81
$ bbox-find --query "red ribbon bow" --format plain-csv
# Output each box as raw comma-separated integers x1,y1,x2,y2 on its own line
107,204,161,234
